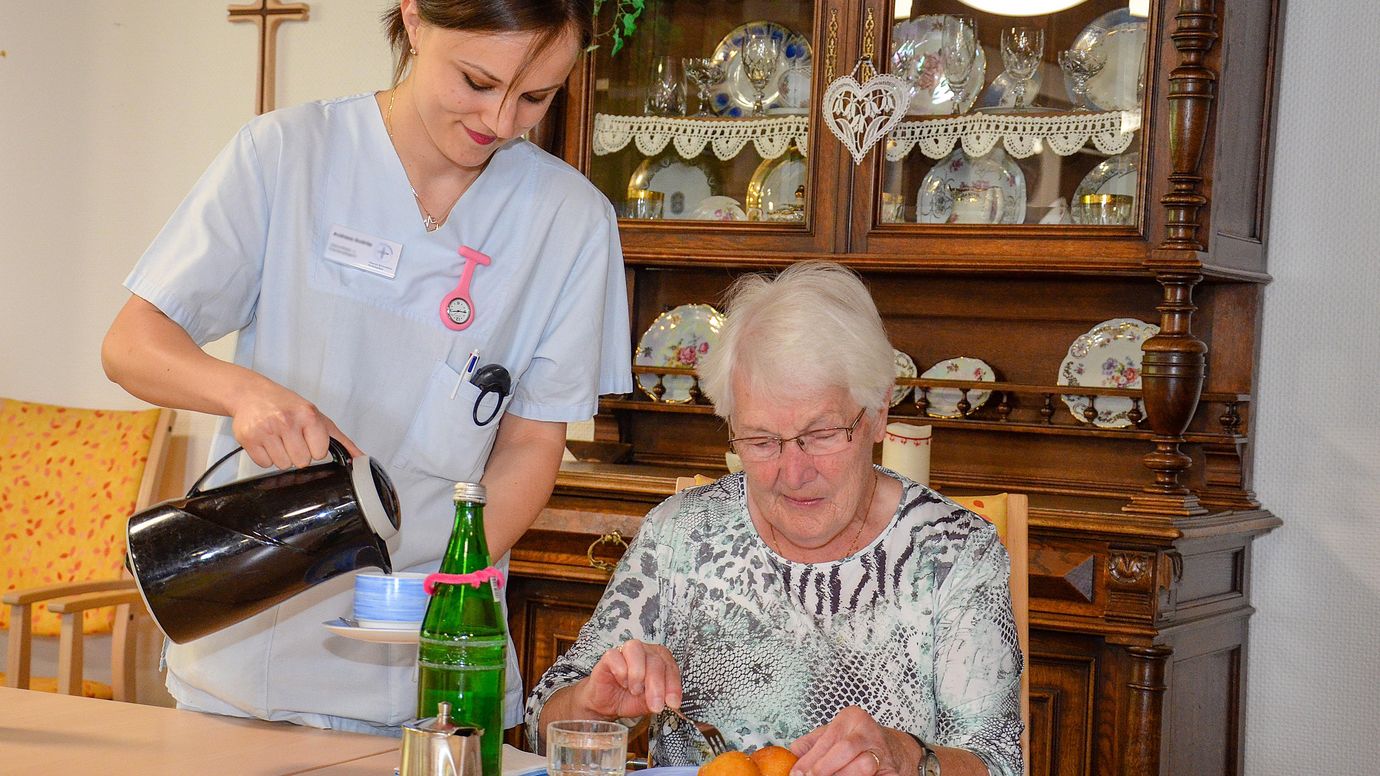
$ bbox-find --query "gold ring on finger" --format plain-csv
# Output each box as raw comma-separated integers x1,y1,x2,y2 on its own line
865,751,881,771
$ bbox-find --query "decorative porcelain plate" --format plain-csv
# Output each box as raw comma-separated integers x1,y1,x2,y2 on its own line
1073,151,1139,206
892,349,918,407
1057,317,1159,428
917,147,1027,224
323,617,419,644
921,357,995,418
635,304,726,403
746,149,806,221
709,21,813,117
1063,9,1148,112
689,195,748,221
891,15,987,116
628,156,720,221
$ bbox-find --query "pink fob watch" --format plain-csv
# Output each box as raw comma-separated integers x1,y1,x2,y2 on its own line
439,245,491,331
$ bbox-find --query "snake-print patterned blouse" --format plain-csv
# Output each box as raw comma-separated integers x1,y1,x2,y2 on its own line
525,468,1023,776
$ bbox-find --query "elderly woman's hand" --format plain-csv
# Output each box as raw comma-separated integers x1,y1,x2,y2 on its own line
789,706,918,776
578,639,684,720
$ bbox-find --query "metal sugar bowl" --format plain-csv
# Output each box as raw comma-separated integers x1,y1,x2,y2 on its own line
400,702,484,776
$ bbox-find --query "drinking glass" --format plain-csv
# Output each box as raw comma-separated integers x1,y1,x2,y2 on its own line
547,720,629,776
1000,27,1044,111
645,56,684,116
1058,33,1108,110
1073,193,1133,225
740,30,782,116
683,57,726,116
942,16,978,115
624,190,664,220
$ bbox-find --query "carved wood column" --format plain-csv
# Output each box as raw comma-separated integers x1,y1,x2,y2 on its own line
1121,644,1174,776
1131,0,1219,516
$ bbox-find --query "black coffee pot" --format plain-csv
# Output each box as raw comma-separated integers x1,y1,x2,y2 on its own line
127,439,400,643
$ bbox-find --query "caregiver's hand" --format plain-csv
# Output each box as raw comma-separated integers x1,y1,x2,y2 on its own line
578,639,684,720
229,378,361,469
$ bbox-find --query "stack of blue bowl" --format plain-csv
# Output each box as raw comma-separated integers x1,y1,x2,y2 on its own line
353,572,429,628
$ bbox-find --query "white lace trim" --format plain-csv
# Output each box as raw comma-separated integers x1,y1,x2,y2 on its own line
886,110,1140,161
593,114,810,160
592,110,1138,164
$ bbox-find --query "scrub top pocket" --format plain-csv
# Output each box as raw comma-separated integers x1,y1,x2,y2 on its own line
393,360,514,482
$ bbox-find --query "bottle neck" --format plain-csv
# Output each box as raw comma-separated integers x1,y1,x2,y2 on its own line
439,500,491,575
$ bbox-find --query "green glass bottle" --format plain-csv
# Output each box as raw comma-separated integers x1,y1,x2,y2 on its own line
417,481,506,776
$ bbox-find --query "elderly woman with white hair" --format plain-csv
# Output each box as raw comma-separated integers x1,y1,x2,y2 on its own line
526,261,1023,776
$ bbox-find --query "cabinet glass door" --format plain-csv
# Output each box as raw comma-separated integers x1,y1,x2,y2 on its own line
582,0,835,252
853,0,1150,253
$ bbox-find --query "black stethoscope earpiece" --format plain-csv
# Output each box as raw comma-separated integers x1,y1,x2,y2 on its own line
469,363,511,426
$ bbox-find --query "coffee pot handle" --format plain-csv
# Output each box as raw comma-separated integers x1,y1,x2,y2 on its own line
187,438,353,496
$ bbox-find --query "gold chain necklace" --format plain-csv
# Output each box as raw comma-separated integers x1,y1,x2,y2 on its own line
385,87,441,232
766,470,879,559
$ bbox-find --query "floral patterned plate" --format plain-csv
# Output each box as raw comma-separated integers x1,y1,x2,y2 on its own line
635,304,725,403
1057,317,1159,428
892,349,918,407
917,147,1027,224
891,15,988,116
921,356,995,418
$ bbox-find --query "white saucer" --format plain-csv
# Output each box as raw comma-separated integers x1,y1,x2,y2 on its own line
323,617,419,644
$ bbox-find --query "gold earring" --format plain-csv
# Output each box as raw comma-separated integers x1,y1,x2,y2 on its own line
409,46,417,56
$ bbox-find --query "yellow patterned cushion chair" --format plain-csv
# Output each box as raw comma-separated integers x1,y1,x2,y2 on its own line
1,398,174,700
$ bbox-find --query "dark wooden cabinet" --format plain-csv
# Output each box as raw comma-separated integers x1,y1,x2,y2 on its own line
510,2,1283,774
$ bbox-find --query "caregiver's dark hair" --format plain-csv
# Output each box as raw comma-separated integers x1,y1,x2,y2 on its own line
383,0,595,87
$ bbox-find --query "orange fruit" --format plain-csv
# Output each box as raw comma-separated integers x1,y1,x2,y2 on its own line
698,751,761,776
749,745,798,776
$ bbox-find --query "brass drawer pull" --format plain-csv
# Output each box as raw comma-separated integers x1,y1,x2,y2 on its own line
586,530,628,572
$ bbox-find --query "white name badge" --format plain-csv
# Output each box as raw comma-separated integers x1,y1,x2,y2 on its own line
323,225,402,279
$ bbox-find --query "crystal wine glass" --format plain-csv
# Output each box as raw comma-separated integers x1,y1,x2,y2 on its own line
683,57,726,116
1058,33,1108,110
942,16,977,116
740,29,783,116
1000,27,1044,111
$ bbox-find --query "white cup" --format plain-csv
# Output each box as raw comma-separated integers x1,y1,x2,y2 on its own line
950,186,1005,224
882,422,932,485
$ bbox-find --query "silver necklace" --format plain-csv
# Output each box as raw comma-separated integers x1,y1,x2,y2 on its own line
385,87,440,232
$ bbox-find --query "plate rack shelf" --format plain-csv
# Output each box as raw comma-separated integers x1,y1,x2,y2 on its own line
615,366,1248,444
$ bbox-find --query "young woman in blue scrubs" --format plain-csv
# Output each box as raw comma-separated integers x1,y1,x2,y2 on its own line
101,0,630,734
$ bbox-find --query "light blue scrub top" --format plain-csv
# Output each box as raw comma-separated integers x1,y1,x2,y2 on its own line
125,93,632,733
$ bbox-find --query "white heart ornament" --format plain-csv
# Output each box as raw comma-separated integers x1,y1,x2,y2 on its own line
821,72,911,165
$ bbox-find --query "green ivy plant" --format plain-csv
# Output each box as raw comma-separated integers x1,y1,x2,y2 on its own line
592,0,645,56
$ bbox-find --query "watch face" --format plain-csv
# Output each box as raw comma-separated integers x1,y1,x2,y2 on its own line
446,297,472,325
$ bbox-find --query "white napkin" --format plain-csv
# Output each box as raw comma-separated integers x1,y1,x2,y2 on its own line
503,744,548,776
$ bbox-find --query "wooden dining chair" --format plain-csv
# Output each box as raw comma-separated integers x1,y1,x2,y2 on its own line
1,398,175,701
951,493,1030,776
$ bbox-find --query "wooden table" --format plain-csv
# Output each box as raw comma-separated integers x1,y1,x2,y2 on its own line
0,687,400,774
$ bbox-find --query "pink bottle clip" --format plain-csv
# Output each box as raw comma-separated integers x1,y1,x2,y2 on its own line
439,245,492,331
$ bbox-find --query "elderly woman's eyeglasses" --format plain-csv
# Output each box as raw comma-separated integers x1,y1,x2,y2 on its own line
728,408,867,462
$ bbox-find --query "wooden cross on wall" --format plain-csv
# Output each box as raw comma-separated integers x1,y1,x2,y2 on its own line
228,0,311,115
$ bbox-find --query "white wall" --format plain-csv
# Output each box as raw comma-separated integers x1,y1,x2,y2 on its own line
0,0,391,705
2,0,1377,764
1245,0,1380,770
